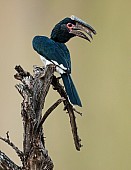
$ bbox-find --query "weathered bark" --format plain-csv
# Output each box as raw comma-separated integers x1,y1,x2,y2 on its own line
0,150,21,170
0,65,82,170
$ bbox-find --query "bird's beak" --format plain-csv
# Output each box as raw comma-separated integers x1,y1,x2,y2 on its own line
70,15,96,42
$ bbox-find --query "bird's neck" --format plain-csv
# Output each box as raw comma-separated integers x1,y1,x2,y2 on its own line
50,29,75,43
50,35,70,43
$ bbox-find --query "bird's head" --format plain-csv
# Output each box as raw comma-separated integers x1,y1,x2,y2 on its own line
51,15,96,43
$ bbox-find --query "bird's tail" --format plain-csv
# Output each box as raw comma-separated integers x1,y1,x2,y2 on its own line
61,74,82,107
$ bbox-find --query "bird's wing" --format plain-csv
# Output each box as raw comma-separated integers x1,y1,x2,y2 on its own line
32,36,71,73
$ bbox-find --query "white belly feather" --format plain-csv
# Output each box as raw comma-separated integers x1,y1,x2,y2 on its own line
39,55,67,74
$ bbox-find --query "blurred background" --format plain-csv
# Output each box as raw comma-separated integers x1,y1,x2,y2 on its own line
0,0,131,170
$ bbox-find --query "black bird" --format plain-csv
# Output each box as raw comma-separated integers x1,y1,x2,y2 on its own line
32,15,96,107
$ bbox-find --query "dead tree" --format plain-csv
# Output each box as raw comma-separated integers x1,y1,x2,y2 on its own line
0,65,82,170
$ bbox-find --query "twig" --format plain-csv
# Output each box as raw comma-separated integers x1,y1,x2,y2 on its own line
0,132,24,162
73,107,82,116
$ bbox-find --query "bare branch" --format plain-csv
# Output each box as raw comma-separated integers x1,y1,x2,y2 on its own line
0,132,24,162
14,65,54,169
37,97,65,131
1,64,82,170
0,151,21,170
51,76,82,151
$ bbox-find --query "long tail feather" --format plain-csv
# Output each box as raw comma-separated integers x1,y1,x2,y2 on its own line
61,74,82,107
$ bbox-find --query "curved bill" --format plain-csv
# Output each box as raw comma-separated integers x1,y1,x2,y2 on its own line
70,15,96,42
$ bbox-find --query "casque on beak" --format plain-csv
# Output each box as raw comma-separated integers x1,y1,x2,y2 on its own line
70,15,96,42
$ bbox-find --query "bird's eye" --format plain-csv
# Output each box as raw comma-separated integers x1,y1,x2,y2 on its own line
67,23,73,28
67,23,72,27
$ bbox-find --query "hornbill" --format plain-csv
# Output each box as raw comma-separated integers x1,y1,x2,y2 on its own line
32,15,96,107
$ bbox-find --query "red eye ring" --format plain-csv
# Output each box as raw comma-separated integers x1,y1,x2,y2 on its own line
67,23,72,27
67,23,73,29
